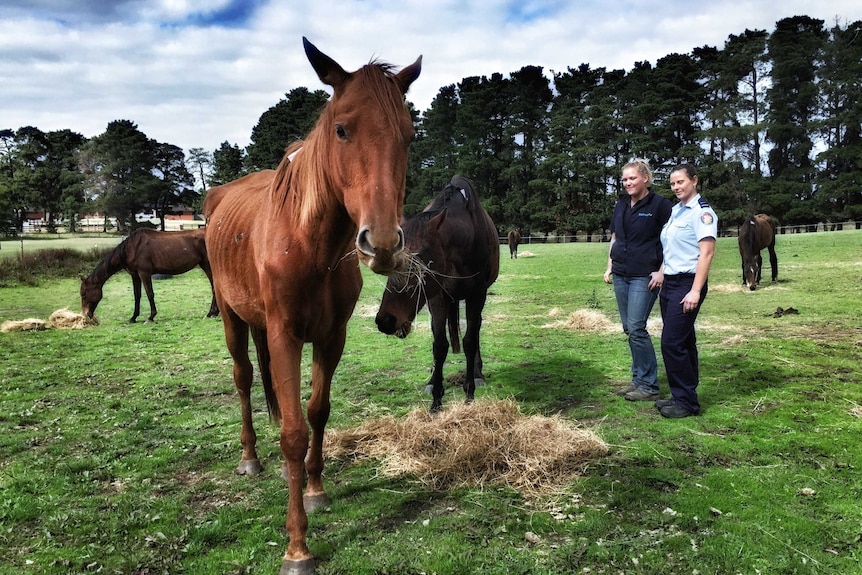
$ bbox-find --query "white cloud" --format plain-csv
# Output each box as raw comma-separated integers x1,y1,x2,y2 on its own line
1,0,860,153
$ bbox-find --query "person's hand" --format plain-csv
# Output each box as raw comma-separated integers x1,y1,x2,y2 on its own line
648,270,663,290
681,289,701,313
603,269,612,284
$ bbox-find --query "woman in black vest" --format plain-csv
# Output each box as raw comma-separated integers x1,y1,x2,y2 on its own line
604,159,672,401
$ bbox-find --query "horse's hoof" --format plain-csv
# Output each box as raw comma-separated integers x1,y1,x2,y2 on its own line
303,492,331,512
129,319,137,323
424,384,434,395
474,377,486,387
280,557,315,575
236,459,263,475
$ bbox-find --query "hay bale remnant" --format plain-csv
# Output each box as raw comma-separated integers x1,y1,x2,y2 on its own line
325,398,608,496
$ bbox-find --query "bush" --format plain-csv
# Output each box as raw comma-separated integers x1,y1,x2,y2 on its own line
0,247,111,287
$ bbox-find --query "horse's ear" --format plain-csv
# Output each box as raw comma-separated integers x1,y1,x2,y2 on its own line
303,37,350,89
395,55,422,95
429,208,447,231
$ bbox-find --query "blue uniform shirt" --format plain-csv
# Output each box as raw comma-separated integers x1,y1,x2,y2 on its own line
660,194,718,275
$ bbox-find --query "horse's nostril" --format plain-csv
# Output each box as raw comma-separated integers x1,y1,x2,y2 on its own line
375,313,396,334
395,227,405,254
356,227,374,257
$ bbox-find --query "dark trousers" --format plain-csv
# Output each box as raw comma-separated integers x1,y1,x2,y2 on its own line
659,274,708,414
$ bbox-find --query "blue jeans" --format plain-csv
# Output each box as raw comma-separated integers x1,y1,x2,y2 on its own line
613,275,659,393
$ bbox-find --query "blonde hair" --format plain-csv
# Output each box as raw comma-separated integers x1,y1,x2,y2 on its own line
623,158,653,185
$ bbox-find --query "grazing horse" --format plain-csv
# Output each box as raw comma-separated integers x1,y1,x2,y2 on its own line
204,37,420,575
375,175,500,412
508,229,521,258
80,228,218,322
738,213,778,290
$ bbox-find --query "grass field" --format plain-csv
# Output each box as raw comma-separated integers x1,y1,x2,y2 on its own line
1,229,861,574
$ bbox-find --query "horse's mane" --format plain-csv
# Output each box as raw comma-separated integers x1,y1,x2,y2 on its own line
86,233,131,283
404,177,478,238
270,61,410,229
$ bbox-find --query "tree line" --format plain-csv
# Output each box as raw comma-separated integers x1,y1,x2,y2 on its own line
1,15,859,236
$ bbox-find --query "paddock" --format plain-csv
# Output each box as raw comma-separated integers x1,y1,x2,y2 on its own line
1,230,860,574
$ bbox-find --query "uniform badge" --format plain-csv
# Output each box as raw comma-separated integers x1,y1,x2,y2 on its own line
701,212,714,225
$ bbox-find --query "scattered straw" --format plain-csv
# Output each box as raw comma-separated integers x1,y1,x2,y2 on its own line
562,309,614,331
1,318,47,332
324,398,608,496
48,308,98,329
1,308,97,333
850,405,862,419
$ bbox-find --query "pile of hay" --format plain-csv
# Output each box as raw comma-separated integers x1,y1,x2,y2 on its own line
48,308,97,329
1,318,47,332
1,308,97,333
325,398,608,496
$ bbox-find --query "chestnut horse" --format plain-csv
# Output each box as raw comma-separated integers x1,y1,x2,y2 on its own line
508,229,521,258
738,213,778,290
375,175,499,412
80,227,218,322
204,38,420,575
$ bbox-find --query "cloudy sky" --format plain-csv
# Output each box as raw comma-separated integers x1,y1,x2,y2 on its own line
2,0,860,154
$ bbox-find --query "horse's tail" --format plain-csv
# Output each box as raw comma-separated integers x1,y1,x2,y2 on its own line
250,326,281,422
448,303,461,354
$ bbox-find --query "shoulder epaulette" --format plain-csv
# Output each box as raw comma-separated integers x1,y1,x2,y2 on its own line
698,197,711,208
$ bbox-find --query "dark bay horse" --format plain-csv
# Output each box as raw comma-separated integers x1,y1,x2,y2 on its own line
375,175,500,412
80,227,218,322
508,229,521,258
204,37,420,575
738,213,778,290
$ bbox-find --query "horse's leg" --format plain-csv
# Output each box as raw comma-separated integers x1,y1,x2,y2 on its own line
223,311,262,475
264,329,315,570
303,328,346,512
755,252,763,284
426,298,450,412
462,291,488,402
140,272,157,322
768,244,778,282
200,263,220,317
130,273,142,323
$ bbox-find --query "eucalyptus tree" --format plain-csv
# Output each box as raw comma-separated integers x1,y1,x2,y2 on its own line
210,141,246,187
80,120,159,231
152,143,196,230
245,87,330,171
814,19,862,224
11,126,86,232
186,147,212,193
766,16,828,224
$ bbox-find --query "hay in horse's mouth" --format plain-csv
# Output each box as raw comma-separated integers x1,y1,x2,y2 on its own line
395,321,412,338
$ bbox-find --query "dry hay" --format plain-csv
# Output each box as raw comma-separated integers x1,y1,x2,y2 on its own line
48,308,98,329
1,308,97,333
516,250,536,258
1,318,47,332
324,398,609,496
850,405,862,419
543,309,614,332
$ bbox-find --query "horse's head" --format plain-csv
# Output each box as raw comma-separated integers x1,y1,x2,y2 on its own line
744,262,759,290
80,276,102,319
302,37,421,275
375,209,448,337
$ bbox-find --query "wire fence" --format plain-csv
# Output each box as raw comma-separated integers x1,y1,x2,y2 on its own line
499,220,862,244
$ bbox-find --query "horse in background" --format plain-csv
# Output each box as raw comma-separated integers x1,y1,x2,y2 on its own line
204,37,420,575
508,229,521,258
738,213,778,291
375,175,500,412
80,228,218,322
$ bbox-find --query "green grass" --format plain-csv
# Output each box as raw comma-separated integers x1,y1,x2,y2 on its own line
1,230,861,574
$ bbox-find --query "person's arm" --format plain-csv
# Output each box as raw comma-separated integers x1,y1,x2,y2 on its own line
681,238,715,312
603,233,616,284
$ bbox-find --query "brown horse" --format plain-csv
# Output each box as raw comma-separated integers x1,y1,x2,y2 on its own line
508,229,521,258
738,213,778,290
375,175,500,412
204,37,420,575
80,227,218,322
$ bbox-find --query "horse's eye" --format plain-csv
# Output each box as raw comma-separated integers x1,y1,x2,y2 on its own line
335,124,347,140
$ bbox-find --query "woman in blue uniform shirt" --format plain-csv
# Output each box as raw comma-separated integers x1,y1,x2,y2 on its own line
604,159,672,401
656,163,717,418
